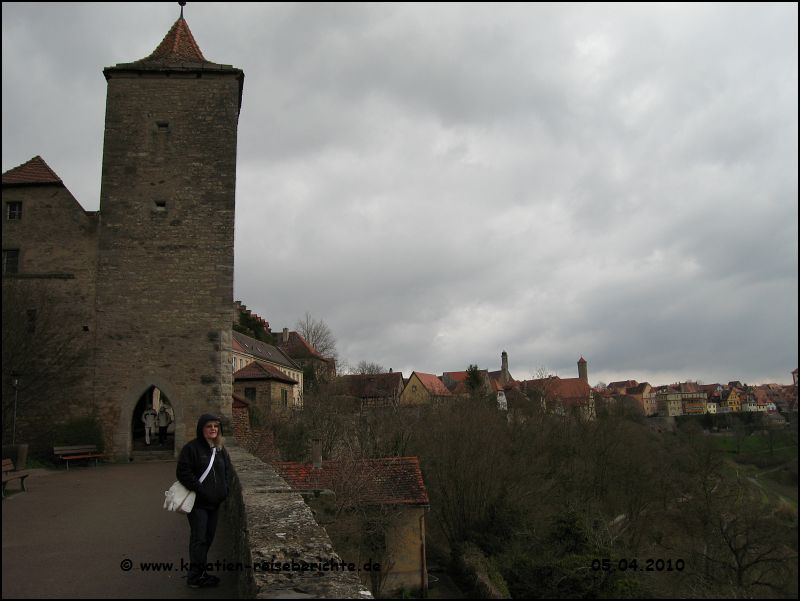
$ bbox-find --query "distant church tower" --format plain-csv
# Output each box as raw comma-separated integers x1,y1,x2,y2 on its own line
578,356,588,383
94,13,244,459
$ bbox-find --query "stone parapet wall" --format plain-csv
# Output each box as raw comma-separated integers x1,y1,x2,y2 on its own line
224,444,372,599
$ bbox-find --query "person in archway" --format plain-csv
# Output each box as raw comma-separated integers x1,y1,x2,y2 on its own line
142,405,157,445
176,414,233,588
157,405,172,446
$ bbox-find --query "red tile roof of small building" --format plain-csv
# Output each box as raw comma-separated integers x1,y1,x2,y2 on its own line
413,372,452,397
443,371,469,382
234,361,298,384
279,331,326,360
2,156,62,186
523,376,591,405
336,372,404,399
272,456,429,507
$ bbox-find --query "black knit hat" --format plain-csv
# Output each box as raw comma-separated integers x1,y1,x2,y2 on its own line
196,413,223,439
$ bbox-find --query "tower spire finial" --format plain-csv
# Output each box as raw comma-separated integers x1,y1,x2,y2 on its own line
179,1,186,19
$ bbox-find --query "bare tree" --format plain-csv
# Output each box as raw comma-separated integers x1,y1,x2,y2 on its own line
350,361,386,375
295,311,338,361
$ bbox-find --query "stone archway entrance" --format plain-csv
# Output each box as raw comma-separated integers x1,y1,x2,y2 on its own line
131,385,175,455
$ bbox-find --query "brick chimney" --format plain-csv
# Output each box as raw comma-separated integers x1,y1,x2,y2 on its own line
501,351,509,383
282,327,289,344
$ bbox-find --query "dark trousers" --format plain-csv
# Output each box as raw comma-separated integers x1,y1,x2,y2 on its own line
187,506,219,580
158,426,168,445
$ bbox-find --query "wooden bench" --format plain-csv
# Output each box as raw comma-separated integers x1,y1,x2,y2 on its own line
53,445,107,469
2,458,30,498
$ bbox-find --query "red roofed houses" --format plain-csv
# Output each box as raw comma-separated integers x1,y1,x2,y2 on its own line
273,328,337,389
520,357,595,420
636,383,658,416
334,371,405,409
522,376,596,421
440,352,516,410
400,372,452,406
272,455,430,596
232,330,304,408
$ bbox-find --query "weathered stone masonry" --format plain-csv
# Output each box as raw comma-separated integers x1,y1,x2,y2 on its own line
3,17,244,460
95,58,243,458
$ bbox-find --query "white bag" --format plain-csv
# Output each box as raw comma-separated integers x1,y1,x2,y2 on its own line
164,448,216,514
164,480,196,513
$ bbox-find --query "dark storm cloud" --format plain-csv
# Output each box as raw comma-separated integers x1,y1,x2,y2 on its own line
3,3,797,385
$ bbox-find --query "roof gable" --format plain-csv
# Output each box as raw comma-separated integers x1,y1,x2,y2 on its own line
336,372,404,399
412,372,452,397
2,156,62,186
280,331,326,360
234,361,298,384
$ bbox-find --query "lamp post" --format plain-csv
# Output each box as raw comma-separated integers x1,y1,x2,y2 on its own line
11,372,19,445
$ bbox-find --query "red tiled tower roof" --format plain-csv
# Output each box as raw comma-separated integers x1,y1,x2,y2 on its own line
138,17,206,64
2,156,62,186
104,14,244,110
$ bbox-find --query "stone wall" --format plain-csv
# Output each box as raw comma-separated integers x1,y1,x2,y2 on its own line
224,445,372,598
2,183,98,448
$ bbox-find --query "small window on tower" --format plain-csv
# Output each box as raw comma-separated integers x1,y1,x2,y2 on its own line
2,249,20,274
7,202,22,220
154,200,167,213
156,120,170,131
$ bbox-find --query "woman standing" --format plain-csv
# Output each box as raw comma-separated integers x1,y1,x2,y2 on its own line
176,414,233,588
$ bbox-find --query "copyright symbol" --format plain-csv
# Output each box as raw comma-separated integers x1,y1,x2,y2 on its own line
120,559,133,571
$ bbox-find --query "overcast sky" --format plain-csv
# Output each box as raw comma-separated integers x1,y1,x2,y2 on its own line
3,3,798,386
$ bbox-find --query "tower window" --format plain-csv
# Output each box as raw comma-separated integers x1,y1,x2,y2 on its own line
2,249,20,274
156,120,170,131
7,202,22,220
154,200,167,213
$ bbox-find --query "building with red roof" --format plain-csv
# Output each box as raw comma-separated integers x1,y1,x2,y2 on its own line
233,360,300,418
333,371,405,408
273,455,429,595
400,372,453,406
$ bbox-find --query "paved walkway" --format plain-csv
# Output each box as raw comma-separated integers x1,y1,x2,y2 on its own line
2,461,238,599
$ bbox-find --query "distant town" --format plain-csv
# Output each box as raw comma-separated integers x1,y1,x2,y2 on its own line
231,302,798,422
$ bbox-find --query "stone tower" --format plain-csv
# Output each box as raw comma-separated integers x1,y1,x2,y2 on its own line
578,356,588,384
501,351,510,384
94,15,244,459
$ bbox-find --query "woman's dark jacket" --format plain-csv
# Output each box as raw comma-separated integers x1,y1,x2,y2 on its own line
176,414,233,510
